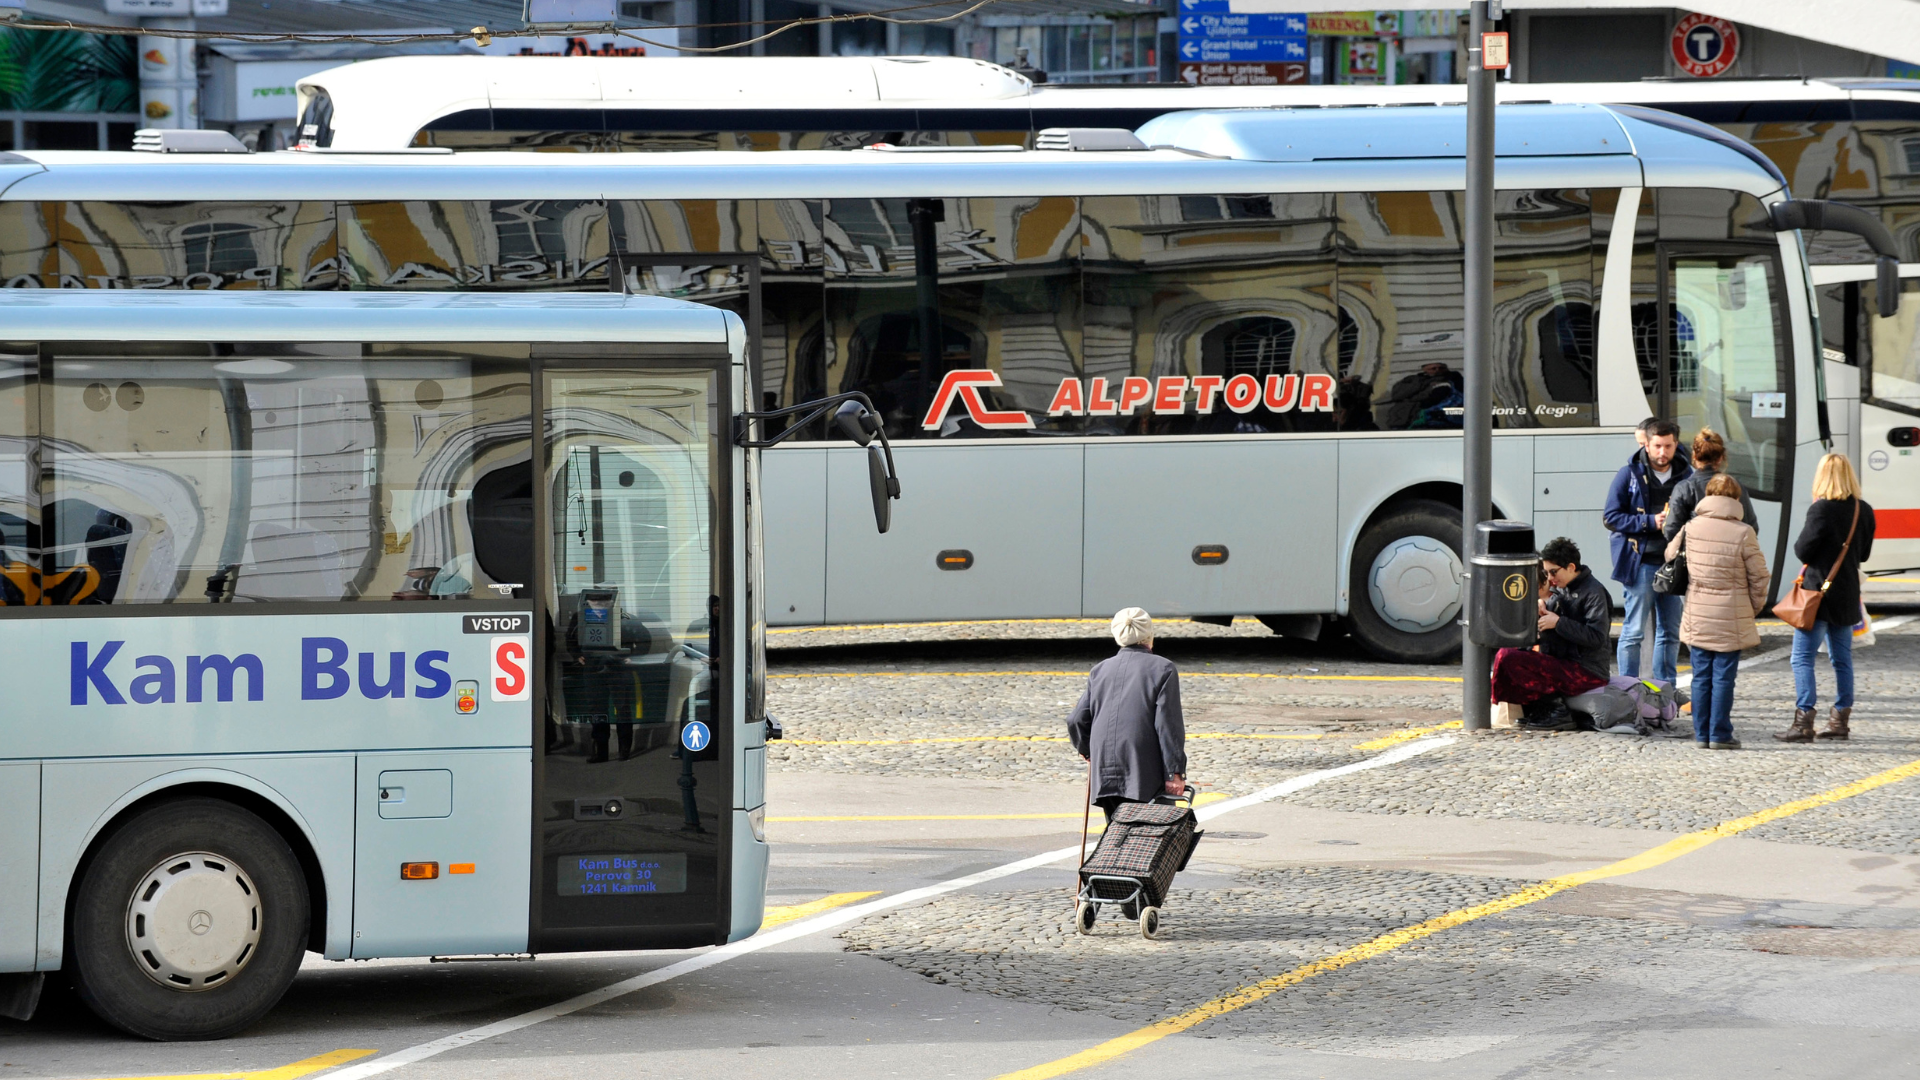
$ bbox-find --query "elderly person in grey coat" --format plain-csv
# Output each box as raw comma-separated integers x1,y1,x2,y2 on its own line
1067,608,1188,823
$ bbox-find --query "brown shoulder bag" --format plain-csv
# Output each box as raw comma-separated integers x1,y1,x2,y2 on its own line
1773,500,1861,631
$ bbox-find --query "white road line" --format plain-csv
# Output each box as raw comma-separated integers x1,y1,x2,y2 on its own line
326,735,1458,1080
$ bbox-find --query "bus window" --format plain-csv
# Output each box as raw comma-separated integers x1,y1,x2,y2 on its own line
1820,119,1918,263
1868,278,1920,412
1492,189,1597,428
341,201,613,290
1667,252,1790,497
32,347,531,604
825,196,1081,439
1340,191,1465,430
1080,192,1338,435
58,202,338,291
0,352,30,605
759,199,828,427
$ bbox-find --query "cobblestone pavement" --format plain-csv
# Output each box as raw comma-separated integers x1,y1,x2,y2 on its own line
839,868,1920,1061
774,615,1920,1063
768,617,1920,853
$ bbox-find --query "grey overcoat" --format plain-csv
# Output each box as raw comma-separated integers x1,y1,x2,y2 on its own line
1066,645,1187,802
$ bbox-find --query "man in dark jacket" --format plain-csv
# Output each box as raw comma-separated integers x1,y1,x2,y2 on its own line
1603,418,1690,682
1067,607,1186,822
1491,537,1613,730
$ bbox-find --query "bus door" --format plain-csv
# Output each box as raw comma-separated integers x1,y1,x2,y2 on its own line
1818,273,1920,573
534,359,730,952
1659,245,1796,583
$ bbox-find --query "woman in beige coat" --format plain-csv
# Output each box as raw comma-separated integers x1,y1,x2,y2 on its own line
1667,474,1770,749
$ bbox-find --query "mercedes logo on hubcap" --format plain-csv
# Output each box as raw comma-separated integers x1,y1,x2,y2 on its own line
188,910,213,936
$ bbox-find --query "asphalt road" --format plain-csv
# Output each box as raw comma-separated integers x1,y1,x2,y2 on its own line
8,619,1920,1080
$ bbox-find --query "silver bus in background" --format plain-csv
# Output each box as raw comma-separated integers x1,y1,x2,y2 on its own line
287,59,1920,571
0,101,1875,662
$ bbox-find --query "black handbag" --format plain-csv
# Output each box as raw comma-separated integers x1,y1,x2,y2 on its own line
1651,532,1688,595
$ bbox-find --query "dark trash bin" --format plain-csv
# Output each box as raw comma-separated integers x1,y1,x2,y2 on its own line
1466,519,1539,649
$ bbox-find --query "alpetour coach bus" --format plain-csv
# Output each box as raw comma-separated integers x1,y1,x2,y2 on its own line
0,288,902,1038
291,58,1920,571
0,102,1892,662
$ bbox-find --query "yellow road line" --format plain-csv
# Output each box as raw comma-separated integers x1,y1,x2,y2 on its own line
770,670,1460,684
83,1050,377,1080
1352,719,1464,752
991,754,1920,1080
761,891,881,928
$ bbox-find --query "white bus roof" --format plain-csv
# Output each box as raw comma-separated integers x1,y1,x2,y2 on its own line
294,53,1920,152
0,289,738,343
298,55,1035,151
0,104,1781,200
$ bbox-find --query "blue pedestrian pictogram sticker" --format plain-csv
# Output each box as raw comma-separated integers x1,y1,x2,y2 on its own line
681,720,711,753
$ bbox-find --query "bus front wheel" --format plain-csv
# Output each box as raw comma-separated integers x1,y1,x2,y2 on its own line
1347,500,1464,664
70,798,309,1040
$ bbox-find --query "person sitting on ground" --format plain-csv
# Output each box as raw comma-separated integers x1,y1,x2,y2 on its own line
1492,537,1613,730
1067,607,1187,826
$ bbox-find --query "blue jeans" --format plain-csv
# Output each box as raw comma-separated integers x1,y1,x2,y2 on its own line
1689,647,1740,744
1791,620,1855,711
1617,561,1684,683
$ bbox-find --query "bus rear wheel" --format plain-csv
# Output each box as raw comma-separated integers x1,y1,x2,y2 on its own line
70,798,308,1040
1347,500,1464,664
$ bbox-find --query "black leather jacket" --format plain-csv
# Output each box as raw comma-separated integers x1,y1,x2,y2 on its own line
1542,568,1613,679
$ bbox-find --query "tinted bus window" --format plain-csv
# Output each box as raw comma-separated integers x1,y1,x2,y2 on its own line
1081,192,1339,435
23,346,531,605
825,196,1081,440
1,203,337,290
1868,278,1920,413
341,201,613,289
1668,252,1789,496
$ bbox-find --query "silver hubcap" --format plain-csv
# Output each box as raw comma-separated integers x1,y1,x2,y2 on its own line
1368,535,1463,633
125,851,262,991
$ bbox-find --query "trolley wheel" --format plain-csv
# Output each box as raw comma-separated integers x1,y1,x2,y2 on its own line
1075,901,1097,935
1347,499,1465,664
1139,906,1160,940
69,798,309,1040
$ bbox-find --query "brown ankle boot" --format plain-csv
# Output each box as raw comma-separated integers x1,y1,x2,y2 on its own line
1774,708,1817,743
1817,706,1851,741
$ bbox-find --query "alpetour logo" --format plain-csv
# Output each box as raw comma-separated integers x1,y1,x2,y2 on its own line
922,369,1338,430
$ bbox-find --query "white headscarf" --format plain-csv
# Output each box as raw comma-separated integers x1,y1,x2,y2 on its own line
1111,607,1153,648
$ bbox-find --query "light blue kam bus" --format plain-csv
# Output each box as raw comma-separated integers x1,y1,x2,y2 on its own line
0,289,897,1039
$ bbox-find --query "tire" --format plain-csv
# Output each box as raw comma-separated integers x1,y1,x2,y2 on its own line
1075,901,1096,935
1139,907,1160,940
69,798,309,1040
1347,499,1465,664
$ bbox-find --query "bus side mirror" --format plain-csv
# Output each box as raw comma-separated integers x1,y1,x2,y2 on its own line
1769,199,1903,319
834,399,881,446
735,391,901,536
867,444,896,534
1879,257,1902,319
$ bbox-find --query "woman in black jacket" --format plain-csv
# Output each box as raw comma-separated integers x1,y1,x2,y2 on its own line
1775,454,1876,743
1664,428,1758,543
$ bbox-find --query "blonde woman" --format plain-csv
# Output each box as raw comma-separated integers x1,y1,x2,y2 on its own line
1668,474,1769,749
1776,454,1877,742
